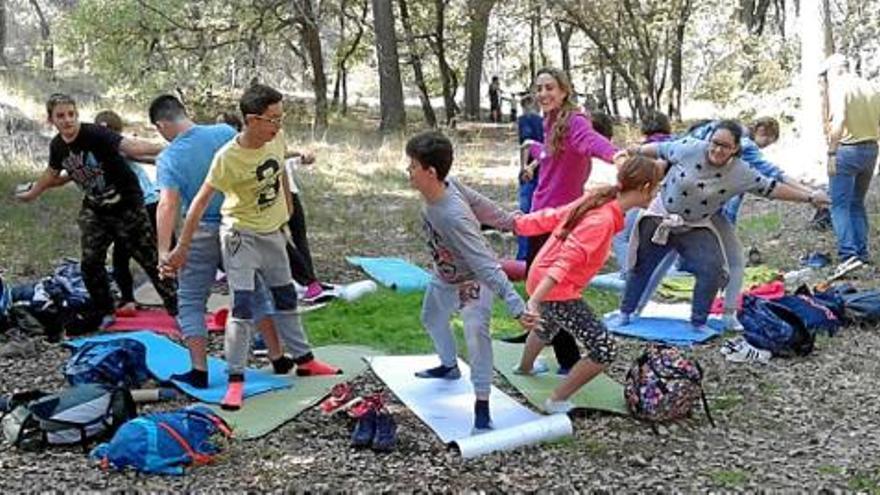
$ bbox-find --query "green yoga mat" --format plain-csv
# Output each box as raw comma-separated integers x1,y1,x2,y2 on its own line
208,345,376,439
493,340,629,415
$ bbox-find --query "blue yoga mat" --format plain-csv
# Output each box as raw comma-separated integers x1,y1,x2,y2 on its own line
604,314,724,346
65,331,290,403
346,256,431,293
589,272,626,292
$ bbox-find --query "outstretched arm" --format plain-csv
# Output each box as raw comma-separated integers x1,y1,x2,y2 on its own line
770,182,830,207
119,137,165,163
15,167,65,202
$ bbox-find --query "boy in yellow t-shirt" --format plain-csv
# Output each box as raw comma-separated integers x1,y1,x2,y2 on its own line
162,84,340,409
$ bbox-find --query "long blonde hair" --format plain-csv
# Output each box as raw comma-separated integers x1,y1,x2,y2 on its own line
557,155,662,240
536,67,578,157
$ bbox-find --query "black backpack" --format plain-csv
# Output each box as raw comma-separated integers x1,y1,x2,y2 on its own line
1,384,136,451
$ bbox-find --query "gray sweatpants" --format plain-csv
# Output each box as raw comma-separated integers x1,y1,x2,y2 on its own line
420,277,494,397
221,225,312,375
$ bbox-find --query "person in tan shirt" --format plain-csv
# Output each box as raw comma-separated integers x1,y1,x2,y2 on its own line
821,54,880,265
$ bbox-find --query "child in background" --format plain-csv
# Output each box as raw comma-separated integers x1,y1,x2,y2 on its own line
514,155,662,412
516,95,544,261
93,110,163,317
406,130,532,432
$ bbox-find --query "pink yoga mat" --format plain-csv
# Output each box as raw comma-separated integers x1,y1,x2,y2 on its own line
710,280,785,314
107,308,226,337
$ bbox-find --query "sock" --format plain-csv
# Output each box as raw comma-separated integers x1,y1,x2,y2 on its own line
221,374,245,411
169,368,208,389
272,355,295,375
474,399,492,430
296,358,342,376
415,364,458,378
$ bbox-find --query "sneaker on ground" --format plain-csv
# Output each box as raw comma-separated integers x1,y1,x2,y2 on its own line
371,411,397,452
722,313,744,332
720,337,746,356
543,397,574,414
351,409,378,448
348,392,385,419
725,341,771,364
303,281,324,301
252,335,268,357
414,364,461,380
319,383,354,415
512,358,549,376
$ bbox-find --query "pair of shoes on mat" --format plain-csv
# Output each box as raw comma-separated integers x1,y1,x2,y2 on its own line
351,394,397,452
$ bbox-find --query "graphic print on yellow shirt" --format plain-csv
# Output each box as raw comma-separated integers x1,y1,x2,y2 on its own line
206,131,289,233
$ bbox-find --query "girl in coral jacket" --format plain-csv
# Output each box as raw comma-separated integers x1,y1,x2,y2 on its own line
514,155,662,413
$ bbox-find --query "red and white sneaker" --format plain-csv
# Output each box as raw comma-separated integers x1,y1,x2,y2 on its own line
319,383,361,415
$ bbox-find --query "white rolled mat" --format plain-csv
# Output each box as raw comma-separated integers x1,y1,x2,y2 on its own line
368,355,573,459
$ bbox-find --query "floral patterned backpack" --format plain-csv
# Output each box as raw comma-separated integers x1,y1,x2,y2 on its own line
624,344,714,430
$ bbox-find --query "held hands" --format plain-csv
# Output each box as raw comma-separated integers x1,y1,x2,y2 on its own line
809,189,831,208
518,300,541,331
158,246,189,280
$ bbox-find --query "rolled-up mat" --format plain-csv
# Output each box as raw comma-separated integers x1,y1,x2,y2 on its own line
209,345,377,439
369,354,573,458
492,340,628,415
65,331,290,403
588,272,627,292
346,256,432,292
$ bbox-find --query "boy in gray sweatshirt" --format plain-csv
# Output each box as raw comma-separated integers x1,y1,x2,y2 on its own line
406,131,530,432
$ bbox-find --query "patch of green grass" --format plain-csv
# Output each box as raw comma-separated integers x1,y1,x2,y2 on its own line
757,379,780,396
711,393,744,411
582,438,608,456
737,211,781,237
817,465,845,476
303,283,619,355
848,470,880,493
0,162,82,278
708,469,749,488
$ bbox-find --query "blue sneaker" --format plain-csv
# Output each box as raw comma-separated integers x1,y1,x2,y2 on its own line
253,334,268,357
371,411,397,452
351,408,378,448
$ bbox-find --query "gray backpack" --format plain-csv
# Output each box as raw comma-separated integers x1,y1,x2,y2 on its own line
1,383,135,451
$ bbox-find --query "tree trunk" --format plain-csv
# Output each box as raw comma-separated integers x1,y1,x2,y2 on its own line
609,72,620,118
431,0,457,125
463,0,496,120
299,0,328,134
0,0,8,66
822,0,833,54
332,0,367,114
371,0,406,131
529,12,536,82
799,0,830,170
668,0,691,121
29,0,53,70
397,0,436,127
554,22,573,82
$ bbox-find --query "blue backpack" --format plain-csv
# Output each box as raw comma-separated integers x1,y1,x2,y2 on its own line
91,406,232,475
65,340,150,389
740,295,815,357
773,295,841,336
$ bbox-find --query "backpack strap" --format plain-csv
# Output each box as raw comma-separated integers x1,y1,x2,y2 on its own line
699,388,716,428
182,409,233,438
157,422,215,466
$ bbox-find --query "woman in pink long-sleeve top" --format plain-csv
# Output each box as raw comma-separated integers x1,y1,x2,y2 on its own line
518,67,620,373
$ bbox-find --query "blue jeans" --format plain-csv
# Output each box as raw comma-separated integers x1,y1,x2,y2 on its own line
516,177,538,260
620,217,727,326
177,223,273,339
721,194,744,224
830,142,878,261
613,208,676,312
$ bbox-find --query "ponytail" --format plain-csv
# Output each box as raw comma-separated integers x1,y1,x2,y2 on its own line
557,185,620,240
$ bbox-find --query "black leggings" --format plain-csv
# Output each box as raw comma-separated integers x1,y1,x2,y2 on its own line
111,202,175,303
526,234,582,371
286,193,318,286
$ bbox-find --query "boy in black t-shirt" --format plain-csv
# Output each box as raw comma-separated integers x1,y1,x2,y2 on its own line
16,93,177,326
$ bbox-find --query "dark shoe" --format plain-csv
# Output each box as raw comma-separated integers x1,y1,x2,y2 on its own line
414,364,461,380
808,207,832,232
371,411,397,452
351,408,378,448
